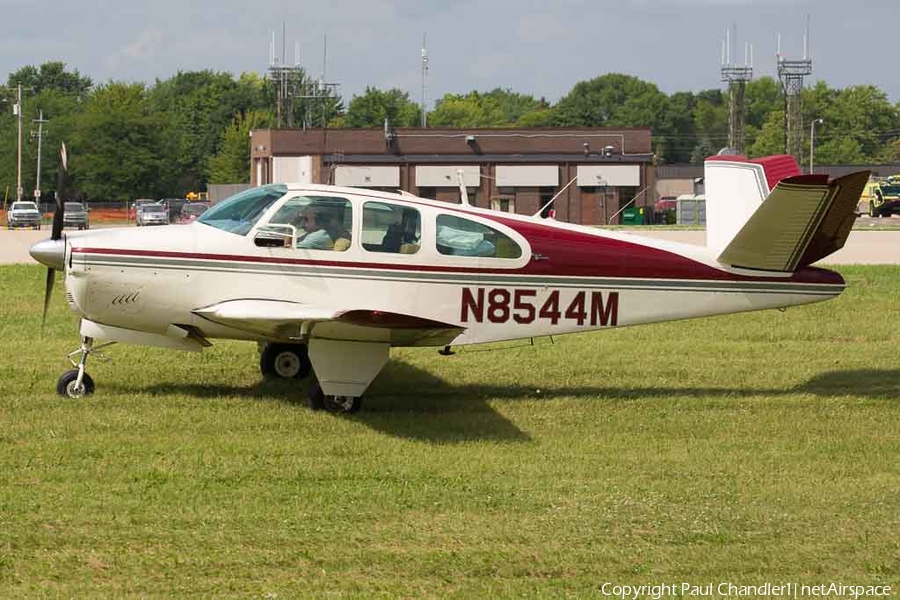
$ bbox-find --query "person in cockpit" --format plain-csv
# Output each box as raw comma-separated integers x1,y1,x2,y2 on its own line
294,205,335,250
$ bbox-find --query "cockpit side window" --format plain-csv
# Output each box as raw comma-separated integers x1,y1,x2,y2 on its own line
260,195,352,251
198,184,288,235
362,201,421,254
435,214,522,259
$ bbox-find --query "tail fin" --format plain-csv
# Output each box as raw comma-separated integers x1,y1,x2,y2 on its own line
705,155,869,272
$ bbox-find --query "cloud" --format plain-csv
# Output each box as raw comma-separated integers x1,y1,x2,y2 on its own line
104,26,163,72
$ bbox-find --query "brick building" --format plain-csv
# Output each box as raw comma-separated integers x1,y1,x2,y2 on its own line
249,127,655,225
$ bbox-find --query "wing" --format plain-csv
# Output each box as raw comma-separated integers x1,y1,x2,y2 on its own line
193,299,464,347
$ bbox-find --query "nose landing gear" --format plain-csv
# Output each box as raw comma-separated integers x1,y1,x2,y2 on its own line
57,336,115,399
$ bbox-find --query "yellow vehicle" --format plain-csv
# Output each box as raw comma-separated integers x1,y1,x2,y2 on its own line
186,191,209,202
869,176,900,217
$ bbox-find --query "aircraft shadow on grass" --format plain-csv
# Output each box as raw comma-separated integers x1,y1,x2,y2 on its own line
109,363,899,444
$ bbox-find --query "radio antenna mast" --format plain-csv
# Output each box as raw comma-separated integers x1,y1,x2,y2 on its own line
421,33,429,128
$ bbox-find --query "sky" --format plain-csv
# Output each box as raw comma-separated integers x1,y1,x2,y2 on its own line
1,0,898,105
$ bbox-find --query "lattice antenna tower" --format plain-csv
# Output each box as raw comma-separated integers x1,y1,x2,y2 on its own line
267,27,341,129
720,26,753,156
776,16,812,162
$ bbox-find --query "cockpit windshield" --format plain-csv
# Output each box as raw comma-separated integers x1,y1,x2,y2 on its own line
197,184,288,235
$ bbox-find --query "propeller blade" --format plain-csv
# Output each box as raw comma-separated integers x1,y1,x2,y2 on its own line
51,142,68,241
42,268,55,328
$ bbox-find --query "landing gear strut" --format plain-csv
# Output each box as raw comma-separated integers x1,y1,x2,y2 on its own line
57,336,115,399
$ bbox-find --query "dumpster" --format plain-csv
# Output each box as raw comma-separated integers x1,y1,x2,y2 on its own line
621,206,641,225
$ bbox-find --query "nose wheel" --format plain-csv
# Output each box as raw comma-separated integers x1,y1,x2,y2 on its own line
57,336,115,399
57,369,95,398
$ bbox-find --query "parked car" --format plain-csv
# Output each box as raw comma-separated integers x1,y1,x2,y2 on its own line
136,203,169,226
159,198,187,221
130,198,156,221
7,201,42,230
178,202,210,224
63,202,90,230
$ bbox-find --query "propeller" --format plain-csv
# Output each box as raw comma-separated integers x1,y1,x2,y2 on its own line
41,142,68,327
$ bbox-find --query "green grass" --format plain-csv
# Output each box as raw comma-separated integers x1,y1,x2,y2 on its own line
1,265,899,597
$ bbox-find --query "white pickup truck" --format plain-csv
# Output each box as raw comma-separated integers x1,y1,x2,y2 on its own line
6,201,42,230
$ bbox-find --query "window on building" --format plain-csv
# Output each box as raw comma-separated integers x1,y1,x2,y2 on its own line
539,186,555,218
435,214,522,259
362,201,421,254
490,196,515,213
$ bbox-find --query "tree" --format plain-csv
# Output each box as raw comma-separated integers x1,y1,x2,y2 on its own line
747,110,786,158
821,84,899,160
0,63,91,199
744,77,782,131
655,91,696,164
516,108,556,127
148,70,271,194
428,92,509,127
208,110,270,183
67,83,168,200
482,88,546,124
342,87,420,128
6,61,92,96
553,74,669,130
685,90,728,162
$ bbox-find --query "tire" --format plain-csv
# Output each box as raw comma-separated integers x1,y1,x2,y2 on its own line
56,369,95,398
307,376,362,413
259,343,311,380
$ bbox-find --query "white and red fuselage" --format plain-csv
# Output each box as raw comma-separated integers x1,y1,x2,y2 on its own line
60,184,843,349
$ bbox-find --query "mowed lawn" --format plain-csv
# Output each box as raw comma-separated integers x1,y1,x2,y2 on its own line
0,264,898,598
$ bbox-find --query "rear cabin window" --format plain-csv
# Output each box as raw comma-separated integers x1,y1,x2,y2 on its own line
435,214,522,259
362,202,421,254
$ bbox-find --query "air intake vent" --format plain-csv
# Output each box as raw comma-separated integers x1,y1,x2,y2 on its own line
65,292,77,310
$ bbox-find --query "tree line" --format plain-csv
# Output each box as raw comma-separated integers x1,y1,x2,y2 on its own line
2,61,899,202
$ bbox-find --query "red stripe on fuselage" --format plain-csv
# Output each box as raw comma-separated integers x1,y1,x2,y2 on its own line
71,243,844,287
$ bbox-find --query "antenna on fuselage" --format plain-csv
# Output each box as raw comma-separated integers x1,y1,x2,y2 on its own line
532,175,578,218
457,169,470,206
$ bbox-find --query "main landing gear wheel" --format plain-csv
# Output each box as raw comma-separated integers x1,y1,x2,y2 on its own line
56,369,95,398
308,377,363,414
260,343,312,380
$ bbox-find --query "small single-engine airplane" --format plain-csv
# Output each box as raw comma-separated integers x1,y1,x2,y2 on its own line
31,150,868,412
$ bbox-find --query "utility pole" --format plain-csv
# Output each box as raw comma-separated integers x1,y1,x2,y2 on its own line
809,118,823,174
33,110,49,202
16,84,23,201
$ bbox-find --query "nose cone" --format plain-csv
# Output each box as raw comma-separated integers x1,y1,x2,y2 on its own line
30,238,66,270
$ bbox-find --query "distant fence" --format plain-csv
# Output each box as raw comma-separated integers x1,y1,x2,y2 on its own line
209,184,253,203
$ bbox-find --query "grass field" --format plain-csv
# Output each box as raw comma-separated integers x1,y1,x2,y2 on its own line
1,265,898,598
